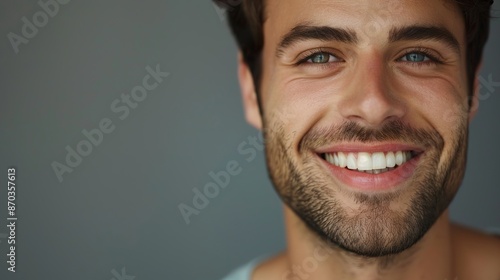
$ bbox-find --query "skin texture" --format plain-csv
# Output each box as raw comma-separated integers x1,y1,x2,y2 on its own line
236,0,500,279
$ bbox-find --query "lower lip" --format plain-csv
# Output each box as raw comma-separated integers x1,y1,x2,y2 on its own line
319,154,421,192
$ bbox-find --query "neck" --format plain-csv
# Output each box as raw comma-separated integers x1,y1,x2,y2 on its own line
282,206,456,280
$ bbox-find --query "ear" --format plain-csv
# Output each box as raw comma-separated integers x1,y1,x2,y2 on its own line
468,62,483,122
238,52,263,130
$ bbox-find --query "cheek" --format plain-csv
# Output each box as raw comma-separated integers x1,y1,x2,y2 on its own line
403,76,468,133
400,76,468,166
264,76,343,151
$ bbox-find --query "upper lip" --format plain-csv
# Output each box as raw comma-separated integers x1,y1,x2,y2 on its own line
315,142,425,154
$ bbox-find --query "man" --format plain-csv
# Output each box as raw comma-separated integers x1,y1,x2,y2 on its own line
216,0,500,279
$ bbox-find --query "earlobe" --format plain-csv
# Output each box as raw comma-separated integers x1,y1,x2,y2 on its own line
468,62,483,122
238,52,263,130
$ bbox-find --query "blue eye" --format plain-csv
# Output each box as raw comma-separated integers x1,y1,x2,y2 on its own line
401,52,430,62
307,52,337,64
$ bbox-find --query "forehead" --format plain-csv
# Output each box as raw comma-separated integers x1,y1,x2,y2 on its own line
263,0,465,45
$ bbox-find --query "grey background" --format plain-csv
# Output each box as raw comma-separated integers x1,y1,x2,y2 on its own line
0,1,498,279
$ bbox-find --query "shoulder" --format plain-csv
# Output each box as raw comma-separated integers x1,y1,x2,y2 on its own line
221,255,276,280
251,252,288,280
451,223,500,279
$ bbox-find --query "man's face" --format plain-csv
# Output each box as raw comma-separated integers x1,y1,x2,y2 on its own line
248,0,473,256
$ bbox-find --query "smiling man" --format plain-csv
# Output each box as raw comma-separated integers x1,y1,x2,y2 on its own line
216,0,500,279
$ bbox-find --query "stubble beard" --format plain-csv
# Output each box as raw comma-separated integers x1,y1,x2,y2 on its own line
263,118,468,257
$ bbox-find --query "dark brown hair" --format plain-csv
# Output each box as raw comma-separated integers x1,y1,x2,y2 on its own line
215,0,493,104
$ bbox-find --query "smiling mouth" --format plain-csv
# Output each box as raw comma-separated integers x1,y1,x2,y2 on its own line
320,151,421,174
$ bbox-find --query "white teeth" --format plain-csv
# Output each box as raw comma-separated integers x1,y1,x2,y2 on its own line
372,152,386,169
357,152,372,171
347,153,357,170
338,152,347,168
324,150,414,173
386,152,396,168
326,153,333,163
395,151,404,166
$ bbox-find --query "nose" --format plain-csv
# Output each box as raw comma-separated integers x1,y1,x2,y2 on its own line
337,53,406,127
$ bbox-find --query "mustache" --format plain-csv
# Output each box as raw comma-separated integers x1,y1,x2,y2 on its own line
300,120,444,151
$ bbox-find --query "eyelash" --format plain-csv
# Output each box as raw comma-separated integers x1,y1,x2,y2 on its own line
295,48,343,67
398,47,443,66
295,47,443,68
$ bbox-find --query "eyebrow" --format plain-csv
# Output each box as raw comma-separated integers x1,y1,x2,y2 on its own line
276,24,358,57
389,25,461,54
